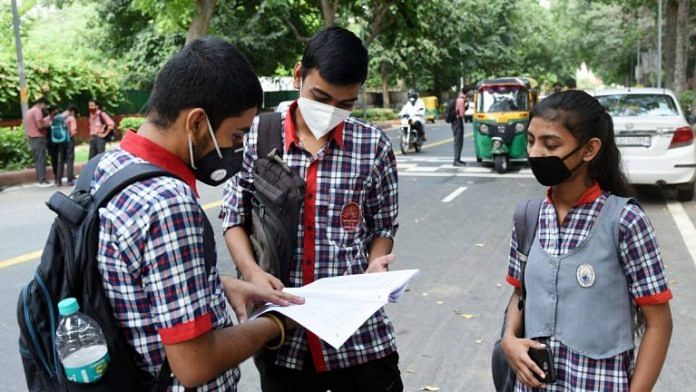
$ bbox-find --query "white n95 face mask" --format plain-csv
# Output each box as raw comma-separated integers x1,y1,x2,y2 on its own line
297,97,351,140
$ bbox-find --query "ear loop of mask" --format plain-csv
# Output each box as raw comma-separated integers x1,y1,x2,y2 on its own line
205,115,223,159
188,134,197,170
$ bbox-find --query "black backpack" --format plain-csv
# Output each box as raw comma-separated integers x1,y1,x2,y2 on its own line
245,112,306,285
17,154,215,392
491,199,542,392
444,98,457,123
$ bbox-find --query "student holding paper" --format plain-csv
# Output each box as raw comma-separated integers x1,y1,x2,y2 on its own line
222,27,402,391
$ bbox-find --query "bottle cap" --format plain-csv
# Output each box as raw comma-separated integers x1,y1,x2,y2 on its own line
58,297,79,316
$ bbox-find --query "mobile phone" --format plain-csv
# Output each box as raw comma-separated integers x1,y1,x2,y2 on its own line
528,346,556,384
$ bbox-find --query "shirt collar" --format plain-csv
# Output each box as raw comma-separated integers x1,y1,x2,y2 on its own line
546,182,602,206
283,100,345,152
119,131,199,197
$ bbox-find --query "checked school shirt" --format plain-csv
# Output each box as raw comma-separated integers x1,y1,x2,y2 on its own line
221,101,399,372
92,131,239,391
506,183,672,392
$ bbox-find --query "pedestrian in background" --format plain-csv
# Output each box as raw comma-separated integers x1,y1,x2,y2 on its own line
46,105,61,184
24,97,52,187
87,99,114,159
52,105,78,186
452,87,467,167
552,82,563,94
565,77,576,90
501,91,672,391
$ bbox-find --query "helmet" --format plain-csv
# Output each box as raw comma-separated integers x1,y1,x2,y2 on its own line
408,89,418,100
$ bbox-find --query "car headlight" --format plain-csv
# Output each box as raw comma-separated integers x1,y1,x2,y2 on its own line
479,124,490,134
515,122,526,133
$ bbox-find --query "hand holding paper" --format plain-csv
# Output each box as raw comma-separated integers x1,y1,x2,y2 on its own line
249,269,419,349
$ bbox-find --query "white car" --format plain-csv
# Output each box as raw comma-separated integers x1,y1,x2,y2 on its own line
594,88,696,201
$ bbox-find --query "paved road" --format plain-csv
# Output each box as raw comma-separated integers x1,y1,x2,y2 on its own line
1,121,695,391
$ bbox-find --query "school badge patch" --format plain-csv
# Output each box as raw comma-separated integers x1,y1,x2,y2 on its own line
576,264,596,288
340,202,361,232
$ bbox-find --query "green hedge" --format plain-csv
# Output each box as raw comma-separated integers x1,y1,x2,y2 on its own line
679,91,694,115
352,108,399,122
0,127,33,172
119,116,146,131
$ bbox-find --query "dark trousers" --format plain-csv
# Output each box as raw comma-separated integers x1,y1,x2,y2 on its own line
451,117,464,162
256,351,403,392
28,137,47,183
47,139,58,179
54,139,75,184
88,135,106,159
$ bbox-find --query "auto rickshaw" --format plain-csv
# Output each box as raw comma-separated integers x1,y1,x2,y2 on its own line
473,77,538,173
422,96,439,123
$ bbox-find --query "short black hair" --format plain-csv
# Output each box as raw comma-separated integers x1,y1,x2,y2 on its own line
565,78,576,89
67,104,78,115
146,37,262,131
48,105,59,113
301,26,368,86
553,82,562,88
34,97,48,105
88,99,99,107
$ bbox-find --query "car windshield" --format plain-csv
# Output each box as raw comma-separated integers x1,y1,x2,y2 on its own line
596,94,680,117
478,86,528,113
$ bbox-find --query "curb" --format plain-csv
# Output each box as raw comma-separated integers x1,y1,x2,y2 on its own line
0,163,87,187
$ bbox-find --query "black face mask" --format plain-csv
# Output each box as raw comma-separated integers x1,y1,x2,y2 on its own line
527,144,585,187
192,146,244,186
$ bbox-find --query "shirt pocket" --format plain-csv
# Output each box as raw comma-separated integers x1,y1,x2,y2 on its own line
325,188,366,249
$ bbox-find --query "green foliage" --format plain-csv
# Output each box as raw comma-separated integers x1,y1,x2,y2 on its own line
352,108,398,121
118,116,146,130
0,127,33,172
679,90,694,114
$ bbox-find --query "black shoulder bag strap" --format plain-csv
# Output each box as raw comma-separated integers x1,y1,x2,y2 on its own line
512,198,543,310
256,112,283,159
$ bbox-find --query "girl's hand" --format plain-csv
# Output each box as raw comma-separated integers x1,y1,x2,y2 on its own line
501,335,547,388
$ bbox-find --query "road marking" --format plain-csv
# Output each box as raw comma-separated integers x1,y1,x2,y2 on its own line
441,186,468,203
399,171,535,179
394,137,459,156
405,166,439,172
0,200,225,269
396,163,418,169
666,201,696,267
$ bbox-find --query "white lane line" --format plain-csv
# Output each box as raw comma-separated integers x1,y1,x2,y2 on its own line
405,166,439,172
441,186,468,203
396,163,418,169
666,201,696,267
399,171,535,179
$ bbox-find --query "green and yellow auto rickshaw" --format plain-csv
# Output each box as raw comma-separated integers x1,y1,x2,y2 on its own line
423,96,439,123
473,77,538,173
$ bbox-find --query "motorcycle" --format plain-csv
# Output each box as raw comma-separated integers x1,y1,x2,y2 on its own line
399,115,424,154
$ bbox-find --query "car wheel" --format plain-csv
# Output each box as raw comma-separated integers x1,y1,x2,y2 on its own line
677,182,695,202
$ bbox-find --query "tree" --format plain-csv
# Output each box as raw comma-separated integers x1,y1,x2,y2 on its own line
674,0,690,95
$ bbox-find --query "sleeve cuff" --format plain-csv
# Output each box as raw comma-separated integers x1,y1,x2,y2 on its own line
158,313,213,344
506,275,522,289
635,289,673,306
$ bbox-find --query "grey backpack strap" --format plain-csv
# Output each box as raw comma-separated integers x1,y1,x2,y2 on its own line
513,199,543,258
256,112,283,159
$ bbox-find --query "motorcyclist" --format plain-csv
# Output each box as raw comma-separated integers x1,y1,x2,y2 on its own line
399,89,426,141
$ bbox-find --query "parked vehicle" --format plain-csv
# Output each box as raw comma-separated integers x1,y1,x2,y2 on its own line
594,88,696,201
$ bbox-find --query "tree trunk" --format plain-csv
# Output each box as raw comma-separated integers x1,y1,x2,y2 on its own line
665,0,678,89
381,61,390,109
674,0,689,96
186,0,217,45
320,0,339,27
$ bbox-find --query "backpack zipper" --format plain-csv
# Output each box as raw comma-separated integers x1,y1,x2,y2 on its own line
35,273,60,378
22,282,53,377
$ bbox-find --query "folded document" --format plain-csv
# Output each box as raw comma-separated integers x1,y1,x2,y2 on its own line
249,269,419,349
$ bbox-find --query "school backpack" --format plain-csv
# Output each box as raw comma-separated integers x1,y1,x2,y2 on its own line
246,112,306,285
51,114,69,144
17,154,216,391
444,98,457,123
491,199,542,392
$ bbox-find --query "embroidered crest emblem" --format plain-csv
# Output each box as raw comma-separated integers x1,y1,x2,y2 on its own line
340,202,361,232
576,264,596,288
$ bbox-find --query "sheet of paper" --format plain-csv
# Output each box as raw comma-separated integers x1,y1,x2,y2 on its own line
249,269,419,349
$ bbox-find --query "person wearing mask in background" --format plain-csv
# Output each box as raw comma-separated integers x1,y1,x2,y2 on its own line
87,37,304,390
46,105,61,185
222,26,403,392
501,91,672,391
399,89,426,142
452,87,467,167
24,97,52,187
87,99,115,159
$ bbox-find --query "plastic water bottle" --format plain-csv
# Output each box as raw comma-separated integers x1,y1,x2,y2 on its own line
55,298,110,383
